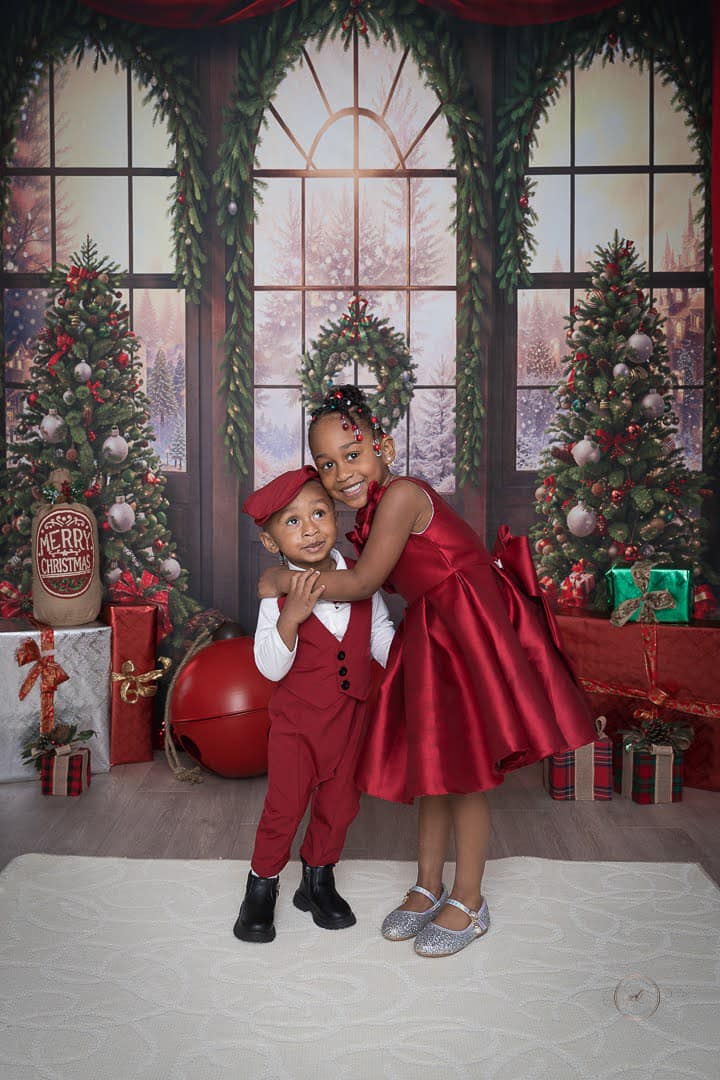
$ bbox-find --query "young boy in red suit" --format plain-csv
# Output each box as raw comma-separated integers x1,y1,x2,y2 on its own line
234,466,395,943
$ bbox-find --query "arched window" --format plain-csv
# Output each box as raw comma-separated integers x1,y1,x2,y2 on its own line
2,53,186,470
253,31,457,490
516,53,706,471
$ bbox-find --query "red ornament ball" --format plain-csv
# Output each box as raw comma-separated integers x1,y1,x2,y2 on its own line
101,520,111,531
153,538,164,551
519,195,529,210
169,637,272,777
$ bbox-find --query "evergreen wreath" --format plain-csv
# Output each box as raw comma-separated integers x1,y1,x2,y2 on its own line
493,1,716,467
214,0,488,484
0,0,207,305
299,296,416,429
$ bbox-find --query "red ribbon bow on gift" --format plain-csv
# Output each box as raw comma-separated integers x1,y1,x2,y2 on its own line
108,570,172,642
16,633,70,734
0,580,30,618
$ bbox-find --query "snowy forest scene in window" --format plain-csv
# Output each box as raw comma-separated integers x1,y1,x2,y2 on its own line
2,53,186,472
253,33,456,490
517,53,705,471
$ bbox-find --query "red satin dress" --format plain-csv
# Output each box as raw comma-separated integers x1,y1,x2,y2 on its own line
349,478,595,804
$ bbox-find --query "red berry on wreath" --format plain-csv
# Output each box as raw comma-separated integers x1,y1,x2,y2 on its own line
177,194,185,205
519,195,529,210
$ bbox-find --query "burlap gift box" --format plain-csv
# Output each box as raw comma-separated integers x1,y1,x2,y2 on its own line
612,737,684,804
543,716,613,800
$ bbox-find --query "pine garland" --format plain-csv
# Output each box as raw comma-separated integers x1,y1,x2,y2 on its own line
0,0,207,303
214,0,488,484
494,1,715,467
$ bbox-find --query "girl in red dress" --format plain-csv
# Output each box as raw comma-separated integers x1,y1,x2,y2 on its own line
259,386,594,957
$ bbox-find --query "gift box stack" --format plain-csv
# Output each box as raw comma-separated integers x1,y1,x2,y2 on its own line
543,716,613,800
0,618,112,786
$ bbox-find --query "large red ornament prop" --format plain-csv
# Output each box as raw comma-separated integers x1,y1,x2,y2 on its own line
169,637,272,778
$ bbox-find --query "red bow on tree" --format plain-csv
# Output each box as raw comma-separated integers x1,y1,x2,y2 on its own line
595,428,630,459
66,265,97,293
0,580,30,618
49,332,74,374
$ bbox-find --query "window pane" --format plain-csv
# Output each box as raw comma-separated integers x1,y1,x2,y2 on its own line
4,288,50,379
55,55,128,168
254,388,303,488
256,111,306,170
255,178,301,286
303,39,352,116
133,288,186,472
306,178,353,286
269,56,329,163
56,176,129,269
360,290,408,383
410,178,455,286
575,56,648,166
530,78,569,168
410,292,455,385
654,173,703,272
516,388,558,471
255,291,302,384
527,175,570,273
133,176,174,273
669,388,702,470
312,115,354,170
392,412,408,475
11,71,50,167
517,290,569,386
385,53,442,161
2,175,52,271
359,116,400,169
131,77,172,168
654,76,697,165
358,41,402,114
305,292,354,382
655,287,704,385
406,114,452,169
410,388,456,494
575,174,648,269
359,178,407,285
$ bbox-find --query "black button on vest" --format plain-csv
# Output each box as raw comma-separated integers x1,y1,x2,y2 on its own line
337,650,346,660
341,680,350,690
338,666,348,676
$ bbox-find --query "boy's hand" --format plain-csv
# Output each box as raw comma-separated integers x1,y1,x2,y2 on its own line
276,570,325,651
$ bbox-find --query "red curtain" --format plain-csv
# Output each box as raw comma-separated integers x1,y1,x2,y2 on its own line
78,0,621,26
77,0,718,344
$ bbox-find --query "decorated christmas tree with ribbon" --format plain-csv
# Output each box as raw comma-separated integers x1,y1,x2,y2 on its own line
530,232,715,612
0,236,199,638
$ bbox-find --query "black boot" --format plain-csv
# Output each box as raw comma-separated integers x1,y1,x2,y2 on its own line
293,859,356,930
233,871,278,943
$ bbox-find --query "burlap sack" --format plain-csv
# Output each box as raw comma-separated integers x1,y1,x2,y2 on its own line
32,501,102,625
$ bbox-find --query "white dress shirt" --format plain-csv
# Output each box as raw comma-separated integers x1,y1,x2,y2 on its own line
253,548,395,682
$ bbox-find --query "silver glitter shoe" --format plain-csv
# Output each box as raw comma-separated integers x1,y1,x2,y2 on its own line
381,884,448,941
414,896,490,957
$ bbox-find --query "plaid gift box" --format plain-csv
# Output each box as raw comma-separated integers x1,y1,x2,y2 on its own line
612,738,683,804
543,716,613,800
39,746,91,796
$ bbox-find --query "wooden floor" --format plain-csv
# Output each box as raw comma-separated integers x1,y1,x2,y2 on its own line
2,754,719,885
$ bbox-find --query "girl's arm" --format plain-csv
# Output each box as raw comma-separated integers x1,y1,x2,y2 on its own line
258,480,428,601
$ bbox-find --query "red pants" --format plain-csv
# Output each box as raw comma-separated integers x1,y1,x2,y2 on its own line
251,696,369,877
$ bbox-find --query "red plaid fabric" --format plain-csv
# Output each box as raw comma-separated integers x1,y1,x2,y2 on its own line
612,741,683,804
39,748,91,796
544,741,613,800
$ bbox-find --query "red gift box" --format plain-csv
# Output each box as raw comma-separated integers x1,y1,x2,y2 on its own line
543,716,613,800
40,746,91,796
102,603,168,766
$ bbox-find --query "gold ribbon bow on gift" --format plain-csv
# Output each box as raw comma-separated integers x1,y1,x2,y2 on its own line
111,656,171,705
29,740,85,760
621,719,694,755
610,561,677,627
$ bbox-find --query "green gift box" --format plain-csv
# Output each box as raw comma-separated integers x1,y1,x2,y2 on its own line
606,561,692,626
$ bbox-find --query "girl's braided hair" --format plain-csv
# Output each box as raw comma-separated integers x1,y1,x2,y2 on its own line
309,385,384,454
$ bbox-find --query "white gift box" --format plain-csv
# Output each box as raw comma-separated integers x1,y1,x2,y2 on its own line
0,618,111,783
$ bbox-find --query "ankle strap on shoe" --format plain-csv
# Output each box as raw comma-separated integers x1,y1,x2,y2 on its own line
407,884,443,905
445,897,488,929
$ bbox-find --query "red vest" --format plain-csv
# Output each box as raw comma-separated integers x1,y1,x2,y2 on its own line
271,594,373,712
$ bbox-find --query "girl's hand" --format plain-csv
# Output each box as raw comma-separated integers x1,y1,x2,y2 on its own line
282,570,325,626
258,566,290,598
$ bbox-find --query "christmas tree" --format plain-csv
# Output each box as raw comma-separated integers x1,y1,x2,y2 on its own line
531,232,712,609
0,236,199,636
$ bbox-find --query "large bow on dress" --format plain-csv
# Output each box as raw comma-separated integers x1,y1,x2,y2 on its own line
492,524,564,653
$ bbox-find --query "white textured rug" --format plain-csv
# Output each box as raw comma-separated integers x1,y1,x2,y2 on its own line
1,856,719,1080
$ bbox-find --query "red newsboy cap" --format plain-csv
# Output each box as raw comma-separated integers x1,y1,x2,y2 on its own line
242,465,322,526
